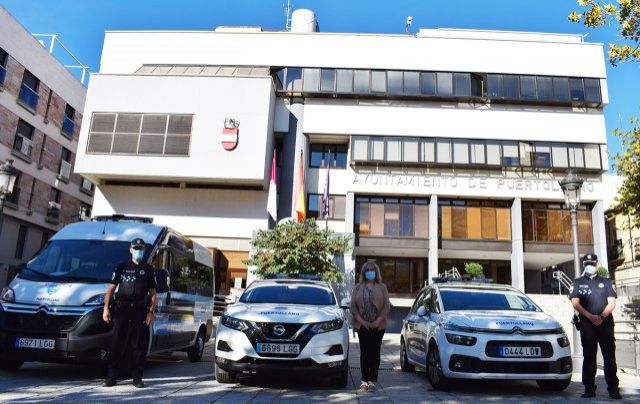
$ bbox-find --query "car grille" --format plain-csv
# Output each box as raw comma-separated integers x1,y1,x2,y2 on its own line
253,322,304,340
485,340,554,358
242,322,315,358
4,311,81,334
449,355,572,374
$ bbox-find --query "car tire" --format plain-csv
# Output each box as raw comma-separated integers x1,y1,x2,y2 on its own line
536,378,571,391
329,362,349,389
0,360,24,371
214,362,236,384
426,344,450,391
187,329,205,362
400,339,415,373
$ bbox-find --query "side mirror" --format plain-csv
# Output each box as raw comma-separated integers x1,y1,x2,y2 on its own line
416,305,427,317
155,268,169,294
340,297,351,310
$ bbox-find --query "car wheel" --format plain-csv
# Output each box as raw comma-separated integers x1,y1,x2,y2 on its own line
329,362,349,389
426,344,450,391
187,329,206,362
0,360,24,371
536,378,571,391
214,362,237,384
400,339,415,373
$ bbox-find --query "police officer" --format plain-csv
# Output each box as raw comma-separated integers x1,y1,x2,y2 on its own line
570,253,621,400
102,238,157,388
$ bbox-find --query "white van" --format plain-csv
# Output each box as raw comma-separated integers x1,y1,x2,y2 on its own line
0,215,215,370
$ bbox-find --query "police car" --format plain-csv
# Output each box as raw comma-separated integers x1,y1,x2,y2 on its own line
214,277,350,387
400,279,572,391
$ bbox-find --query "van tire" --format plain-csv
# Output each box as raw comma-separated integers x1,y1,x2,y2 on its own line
187,329,206,362
0,360,24,371
215,363,236,383
426,343,450,391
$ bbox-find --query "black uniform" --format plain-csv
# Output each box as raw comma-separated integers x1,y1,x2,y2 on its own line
107,260,156,381
570,274,619,393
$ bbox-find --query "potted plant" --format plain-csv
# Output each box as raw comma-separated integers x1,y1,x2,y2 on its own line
464,262,484,279
597,266,609,278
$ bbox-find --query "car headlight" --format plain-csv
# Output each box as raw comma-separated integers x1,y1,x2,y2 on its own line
83,294,105,306
311,319,344,334
557,335,570,348
221,315,249,332
445,333,477,346
1,287,14,303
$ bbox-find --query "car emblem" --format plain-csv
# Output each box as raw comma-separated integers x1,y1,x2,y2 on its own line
512,326,524,335
273,324,286,336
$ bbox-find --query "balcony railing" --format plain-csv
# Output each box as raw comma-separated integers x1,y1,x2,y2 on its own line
0,65,6,88
62,115,74,137
58,160,72,182
13,133,33,158
608,239,624,262
47,201,61,222
18,83,39,111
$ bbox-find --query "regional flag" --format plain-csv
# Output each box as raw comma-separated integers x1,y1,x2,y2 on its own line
267,150,277,221
294,150,306,221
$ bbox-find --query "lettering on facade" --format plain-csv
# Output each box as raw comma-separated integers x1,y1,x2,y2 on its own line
352,174,596,193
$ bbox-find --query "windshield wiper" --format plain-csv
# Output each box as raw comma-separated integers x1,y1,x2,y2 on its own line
57,275,107,284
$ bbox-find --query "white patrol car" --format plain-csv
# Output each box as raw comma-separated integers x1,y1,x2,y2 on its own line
400,279,572,391
214,278,350,387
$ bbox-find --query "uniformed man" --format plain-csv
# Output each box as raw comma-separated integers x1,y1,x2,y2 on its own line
102,238,157,388
570,253,622,400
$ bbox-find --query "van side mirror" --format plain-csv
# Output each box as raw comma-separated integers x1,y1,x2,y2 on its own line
155,268,169,294
340,297,351,310
416,305,427,317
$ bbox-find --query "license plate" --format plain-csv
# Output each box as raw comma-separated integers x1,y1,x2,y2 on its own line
15,338,55,350
499,346,541,357
256,343,300,354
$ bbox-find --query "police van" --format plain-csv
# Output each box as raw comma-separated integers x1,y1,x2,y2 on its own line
0,215,215,370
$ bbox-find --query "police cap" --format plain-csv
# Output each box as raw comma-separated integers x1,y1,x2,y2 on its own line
130,238,146,250
582,253,597,264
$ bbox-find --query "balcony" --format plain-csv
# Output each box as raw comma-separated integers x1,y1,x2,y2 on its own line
46,201,61,224
18,84,39,112
62,115,75,138
12,134,33,160
0,65,6,89
58,160,72,182
608,239,624,263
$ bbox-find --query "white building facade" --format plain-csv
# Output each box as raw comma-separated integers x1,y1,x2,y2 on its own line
75,10,610,298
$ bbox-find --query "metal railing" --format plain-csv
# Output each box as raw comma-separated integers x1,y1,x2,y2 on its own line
607,320,640,376
18,84,39,110
62,115,74,137
553,270,573,296
32,34,90,85
442,266,462,279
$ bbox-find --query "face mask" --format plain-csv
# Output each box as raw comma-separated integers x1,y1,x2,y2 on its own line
364,271,376,281
584,265,597,276
132,250,144,262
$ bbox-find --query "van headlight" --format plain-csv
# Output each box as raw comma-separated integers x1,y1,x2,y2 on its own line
83,294,105,306
221,315,249,332
557,335,570,348
311,319,344,334
1,287,14,303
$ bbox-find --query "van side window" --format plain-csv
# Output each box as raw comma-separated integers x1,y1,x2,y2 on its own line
431,291,441,314
171,249,213,298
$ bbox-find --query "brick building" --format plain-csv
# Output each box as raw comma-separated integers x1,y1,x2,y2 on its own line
0,5,93,267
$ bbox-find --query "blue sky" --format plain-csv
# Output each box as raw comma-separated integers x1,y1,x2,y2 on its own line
1,0,638,163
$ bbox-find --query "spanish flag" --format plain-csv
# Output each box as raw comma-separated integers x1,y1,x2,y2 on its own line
294,150,306,221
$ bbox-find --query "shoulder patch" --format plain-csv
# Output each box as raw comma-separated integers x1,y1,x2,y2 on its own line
140,270,145,276
598,283,604,288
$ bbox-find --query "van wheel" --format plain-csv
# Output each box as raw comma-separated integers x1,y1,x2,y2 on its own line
400,339,415,372
536,379,571,391
329,361,349,388
0,360,24,371
426,344,450,391
187,329,206,362
214,362,236,384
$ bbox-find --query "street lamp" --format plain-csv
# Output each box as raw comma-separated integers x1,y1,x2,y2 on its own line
558,170,584,366
0,159,19,240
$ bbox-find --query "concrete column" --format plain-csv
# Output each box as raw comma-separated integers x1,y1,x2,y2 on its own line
510,197,525,291
428,195,438,285
279,99,307,220
344,192,355,235
591,200,608,270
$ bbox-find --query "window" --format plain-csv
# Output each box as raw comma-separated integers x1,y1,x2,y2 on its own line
320,69,335,92
519,76,537,99
387,71,403,94
6,170,21,205
440,200,511,241
552,143,569,168
354,70,370,93
501,141,519,166
19,70,40,110
13,119,35,158
552,77,571,101
171,248,213,298
583,79,601,104
285,67,302,91
40,232,52,250
240,285,334,305
471,74,483,97
309,143,348,168
536,76,553,101
453,73,471,96
403,138,419,162
302,68,320,92
486,141,501,165
0,47,7,87
79,202,92,219
371,137,385,160
58,147,72,180
519,141,533,166
534,143,552,168
385,137,401,162
15,225,28,260
62,104,75,137
307,194,346,220
569,78,585,102
486,74,503,98
352,136,369,161
470,141,485,164
336,69,353,93
404,72,420,95
356,196,429,239
583,144,601,169
436,139,451,164
87,112,193,156
436,72,453,96
523,203,592,244
420,138,435,162
420,72,437,95
503,75,519,99
453,139,469,164
371,70,386,93
568,144,585,168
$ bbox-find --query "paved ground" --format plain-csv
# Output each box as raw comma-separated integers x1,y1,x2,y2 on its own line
1,333,639,403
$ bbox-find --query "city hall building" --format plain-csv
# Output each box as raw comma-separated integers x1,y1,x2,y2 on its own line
75,10,610,299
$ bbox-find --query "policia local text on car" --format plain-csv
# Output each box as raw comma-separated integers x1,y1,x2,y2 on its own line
570,253,621,400
102,238,157,388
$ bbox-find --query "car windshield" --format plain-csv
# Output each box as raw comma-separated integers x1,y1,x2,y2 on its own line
440,289,541,312
239,284,336,306
18,240,151,284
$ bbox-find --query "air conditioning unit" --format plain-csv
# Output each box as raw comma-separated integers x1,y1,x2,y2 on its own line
58,160,72,181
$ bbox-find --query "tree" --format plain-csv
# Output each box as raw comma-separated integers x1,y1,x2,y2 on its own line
569,1,640,226
464,262,484,278
244,219,351,282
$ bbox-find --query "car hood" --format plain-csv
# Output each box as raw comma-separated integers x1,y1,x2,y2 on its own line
9,278,108,307
441,310,562,333
224,303,344,323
